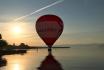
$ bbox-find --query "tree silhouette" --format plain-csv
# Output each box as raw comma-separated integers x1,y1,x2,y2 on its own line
0,34,8,49
0,34,2,39
0,40,8,48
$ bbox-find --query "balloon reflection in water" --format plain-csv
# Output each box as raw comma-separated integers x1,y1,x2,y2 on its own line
37,51,63,70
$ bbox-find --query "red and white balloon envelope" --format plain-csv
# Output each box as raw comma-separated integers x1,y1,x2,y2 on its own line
36,14,64,51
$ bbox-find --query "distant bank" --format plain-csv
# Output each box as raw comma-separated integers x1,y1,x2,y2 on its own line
0,46,70,50
28,46,70,49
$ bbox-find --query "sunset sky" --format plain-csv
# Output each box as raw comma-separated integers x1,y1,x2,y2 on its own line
0,0,104,46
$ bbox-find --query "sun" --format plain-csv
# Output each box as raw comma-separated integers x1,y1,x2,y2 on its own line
13,26,22,34
7,21,29,38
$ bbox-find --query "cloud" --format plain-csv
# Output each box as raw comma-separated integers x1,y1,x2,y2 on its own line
14,0,64,21
0,19,11,23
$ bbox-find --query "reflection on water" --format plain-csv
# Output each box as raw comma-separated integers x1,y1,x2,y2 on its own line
38,51,63,70
0,54,7,67
0,49,64,70
0,47,104,70
0,49,27,69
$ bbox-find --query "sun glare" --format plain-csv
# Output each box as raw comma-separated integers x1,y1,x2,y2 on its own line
8,22,24,35
13,63,21,70
13,26,21,34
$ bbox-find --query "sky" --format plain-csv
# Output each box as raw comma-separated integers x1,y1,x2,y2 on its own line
0,0,104,46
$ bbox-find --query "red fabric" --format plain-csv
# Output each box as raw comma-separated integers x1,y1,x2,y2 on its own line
37,53,63,70
36,14,64,47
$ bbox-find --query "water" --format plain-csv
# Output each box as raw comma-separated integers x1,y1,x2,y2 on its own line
0,47,104,70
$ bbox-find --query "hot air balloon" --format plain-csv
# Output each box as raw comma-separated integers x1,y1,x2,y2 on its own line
36,14,63,51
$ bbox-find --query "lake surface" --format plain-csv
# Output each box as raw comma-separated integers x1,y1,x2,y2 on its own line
0,46,104,70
